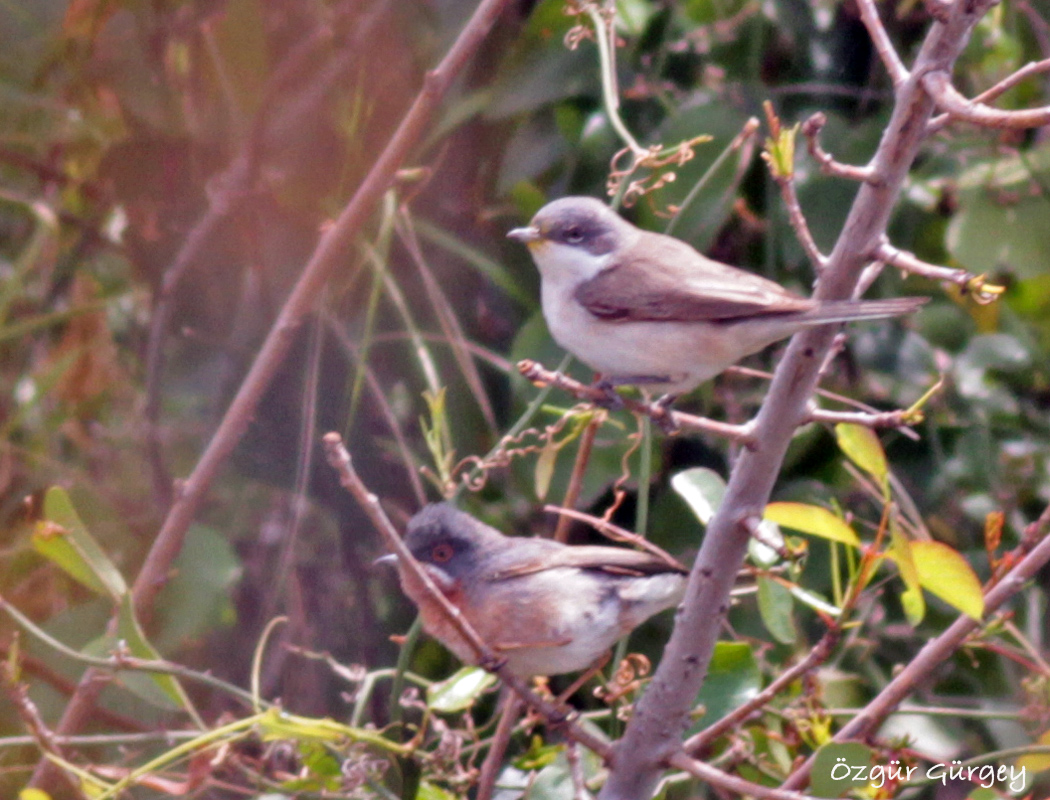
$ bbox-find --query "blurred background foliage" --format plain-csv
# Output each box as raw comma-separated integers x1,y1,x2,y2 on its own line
1,0,1050,796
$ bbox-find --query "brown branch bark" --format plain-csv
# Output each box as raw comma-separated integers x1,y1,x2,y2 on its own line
28,1,515,792
598,0,997,796
924,69,1050,128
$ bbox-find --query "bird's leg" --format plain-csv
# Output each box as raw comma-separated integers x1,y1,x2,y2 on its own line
652,393,681,435
593,377,626,411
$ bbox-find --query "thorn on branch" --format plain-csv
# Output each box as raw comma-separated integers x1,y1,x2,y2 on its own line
801,113,879,184
923,70,1050,129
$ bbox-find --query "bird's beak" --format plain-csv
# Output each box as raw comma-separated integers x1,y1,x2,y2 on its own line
507,226,541,244
374,553,398,568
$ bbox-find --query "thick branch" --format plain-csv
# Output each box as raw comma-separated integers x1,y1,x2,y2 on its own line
600,0,998,795
924,70,1050,128
30,0,516,792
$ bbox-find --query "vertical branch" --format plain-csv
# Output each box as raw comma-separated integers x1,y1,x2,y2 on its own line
599,0,998,796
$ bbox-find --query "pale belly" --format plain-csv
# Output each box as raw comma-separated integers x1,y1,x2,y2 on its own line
542,285,794,394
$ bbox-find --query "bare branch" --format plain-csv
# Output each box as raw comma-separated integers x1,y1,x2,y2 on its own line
553,418,603,543
684,631,839,753
666,751,821,800
762,103,827,271
924,70,1050,128
929,58,1050,132
875,240,1005,303
782,514,1050,790
1,661,87,799
517,359,756,445
801,113,878,183
857,0,910,88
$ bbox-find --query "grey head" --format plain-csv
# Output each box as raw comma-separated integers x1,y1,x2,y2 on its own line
402,503,509,582
507,196,630,257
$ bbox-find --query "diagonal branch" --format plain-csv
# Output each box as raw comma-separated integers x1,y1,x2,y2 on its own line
857,0,909,89
924,70,1050,128
928,58,1050,132
28,0,517,792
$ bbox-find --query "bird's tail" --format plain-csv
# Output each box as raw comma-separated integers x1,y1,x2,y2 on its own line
798,295,928,325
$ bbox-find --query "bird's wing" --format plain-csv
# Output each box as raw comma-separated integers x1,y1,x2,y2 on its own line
575,236,814,322
489,543,687,579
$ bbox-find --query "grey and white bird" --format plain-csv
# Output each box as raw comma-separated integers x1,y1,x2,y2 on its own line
508,196,925,398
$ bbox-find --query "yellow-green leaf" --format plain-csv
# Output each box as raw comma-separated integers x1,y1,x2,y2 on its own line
427,666,497,713
911,541,984,620
33,487,127,598
835,423,888,497
115,595,197,715
891,524,925,625
534,438,559,500
764,503,861,548
19,790,53,800
1016,729,1050,775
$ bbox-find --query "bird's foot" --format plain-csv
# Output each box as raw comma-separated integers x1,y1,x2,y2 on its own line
653,393,680,435
592,379,626,411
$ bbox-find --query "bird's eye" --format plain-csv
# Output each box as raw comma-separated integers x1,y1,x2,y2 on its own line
430,543,454,563
564,226,584,244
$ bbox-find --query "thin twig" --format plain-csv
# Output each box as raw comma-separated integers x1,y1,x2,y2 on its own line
801,113,878,183
543,505,688,571
875,240,1004,303
322,313,428,507
928,58,1050,133
477,692,524,800
396,209,498,436
1,660,86,799
517,359,756,445
924,70,1050,128
666,751,820,800
684,630,840,753
856,0,909,88
554,417,603,542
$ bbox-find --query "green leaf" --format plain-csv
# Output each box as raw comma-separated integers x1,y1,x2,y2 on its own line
910,541,985,620
671,467,726,525
764,503,861,548
835,423,888,497
810,742,875,798
115,595,196,714
33,486,127,598
418,782,459,800
757,576,796,644
891,525,925,626
691,642,761,726
534,438,559,500
426,667,497,713
1016,729,1050,775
